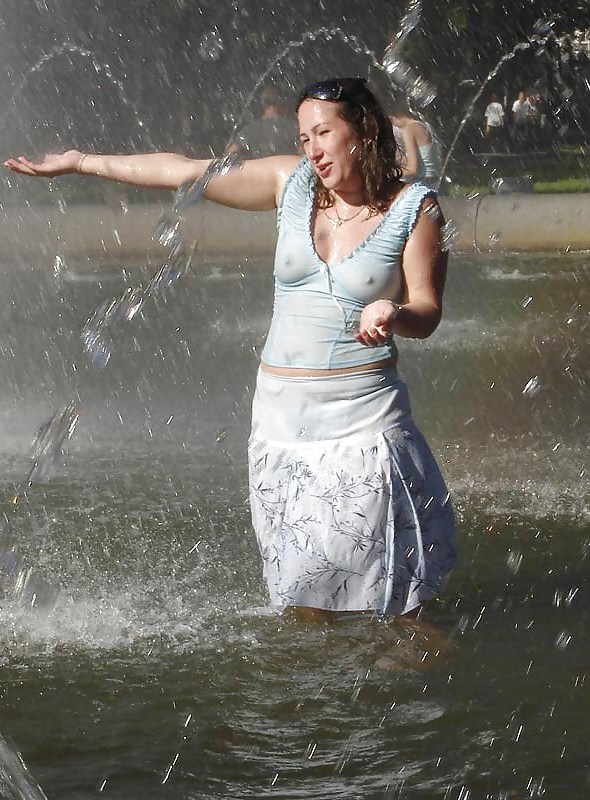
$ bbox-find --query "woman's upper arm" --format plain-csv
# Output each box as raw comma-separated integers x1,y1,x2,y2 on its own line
401,197,448,310
203,155,301,211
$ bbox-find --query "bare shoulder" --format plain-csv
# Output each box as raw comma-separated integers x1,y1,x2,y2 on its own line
240,154,302,199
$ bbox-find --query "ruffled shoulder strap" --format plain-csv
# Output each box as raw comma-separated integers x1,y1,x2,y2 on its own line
381,181,439,240
276,158,315,230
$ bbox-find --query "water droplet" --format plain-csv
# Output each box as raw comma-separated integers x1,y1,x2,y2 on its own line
28,400,80,484
53,254,66,280
114,287,145,321
155,214,183,255
81,327,112,369
521,295,534,309
507,550,523,574
522,376,543,397
197,30,224,61
441,220,459,252
555,631,572,649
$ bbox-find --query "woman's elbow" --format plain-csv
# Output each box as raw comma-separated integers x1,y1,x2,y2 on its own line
417,305,443,338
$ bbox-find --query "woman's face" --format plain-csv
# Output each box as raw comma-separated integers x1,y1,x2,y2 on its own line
297,99,363,194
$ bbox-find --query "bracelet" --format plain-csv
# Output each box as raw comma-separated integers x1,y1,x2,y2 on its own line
384,299,403,319
77,154,88,174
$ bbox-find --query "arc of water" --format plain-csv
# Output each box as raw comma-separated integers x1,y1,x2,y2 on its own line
438,41,534,184
438,26,580,185
387,0,423,53
2,43,150,144
80,153,243,369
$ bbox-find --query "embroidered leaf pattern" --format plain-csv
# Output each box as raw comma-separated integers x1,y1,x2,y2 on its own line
249,425,457,615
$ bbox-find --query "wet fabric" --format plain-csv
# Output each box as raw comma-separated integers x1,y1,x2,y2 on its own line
261,158,437,370
248,366,457,615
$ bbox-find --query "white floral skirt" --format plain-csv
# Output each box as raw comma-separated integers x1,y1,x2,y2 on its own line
248,366,457,615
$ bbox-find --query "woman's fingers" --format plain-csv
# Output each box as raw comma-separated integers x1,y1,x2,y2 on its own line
4,152,78,177
354,324,389,347
4,157,39,175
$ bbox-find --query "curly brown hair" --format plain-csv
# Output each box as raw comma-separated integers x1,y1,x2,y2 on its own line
296,77,402,213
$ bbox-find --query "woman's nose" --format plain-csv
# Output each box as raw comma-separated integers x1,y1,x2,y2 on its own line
307,139,322,160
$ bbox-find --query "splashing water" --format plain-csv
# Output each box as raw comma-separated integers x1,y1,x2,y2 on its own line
3,43,150,142
523,376,545,397
381,2,436,107
81,153,243,368
387,0,423,52
6,152,242,519
197,30,224,61
26,400,80,488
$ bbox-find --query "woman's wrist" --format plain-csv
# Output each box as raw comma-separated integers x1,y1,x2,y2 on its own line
77,153,88,174
384,298,403,321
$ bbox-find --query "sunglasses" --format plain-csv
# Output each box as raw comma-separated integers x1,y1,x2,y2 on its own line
297,77,367,107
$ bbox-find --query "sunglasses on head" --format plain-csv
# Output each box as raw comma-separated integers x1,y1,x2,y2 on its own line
297,77,367,106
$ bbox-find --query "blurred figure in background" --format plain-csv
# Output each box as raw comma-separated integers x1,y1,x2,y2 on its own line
484,92,505,149
227,85,299,158
511,90,530,147
389,99,441,185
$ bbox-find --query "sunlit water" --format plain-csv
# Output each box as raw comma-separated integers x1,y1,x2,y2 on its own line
0,250,588,799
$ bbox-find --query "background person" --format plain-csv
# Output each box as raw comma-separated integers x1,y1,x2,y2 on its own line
389,99,441,184
5,77,457,620
511,90,530,145
484,92,505,148
226,85,299,158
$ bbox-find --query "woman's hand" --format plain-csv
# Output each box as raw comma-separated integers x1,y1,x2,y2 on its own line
4,150,83,177
354,299,400,347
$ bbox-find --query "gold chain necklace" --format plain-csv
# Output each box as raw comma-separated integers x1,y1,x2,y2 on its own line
323,204,366,230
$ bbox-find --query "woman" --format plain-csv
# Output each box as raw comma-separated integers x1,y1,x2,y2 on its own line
5,78,457,618
389,100,441,184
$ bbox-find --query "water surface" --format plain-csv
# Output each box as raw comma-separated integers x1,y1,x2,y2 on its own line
0,250,588,799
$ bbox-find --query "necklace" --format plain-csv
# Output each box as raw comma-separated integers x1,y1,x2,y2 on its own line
323,204,366,229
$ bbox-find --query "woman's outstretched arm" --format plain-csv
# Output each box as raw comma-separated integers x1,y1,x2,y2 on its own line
4,150,301,211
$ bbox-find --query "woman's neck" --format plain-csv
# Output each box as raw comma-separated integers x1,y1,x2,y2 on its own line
328,188,365,209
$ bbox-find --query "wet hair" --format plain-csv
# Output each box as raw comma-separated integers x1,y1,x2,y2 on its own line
296,77,402,213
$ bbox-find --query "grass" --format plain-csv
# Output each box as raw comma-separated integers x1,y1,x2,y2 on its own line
446,144,590,195
448,176,590,196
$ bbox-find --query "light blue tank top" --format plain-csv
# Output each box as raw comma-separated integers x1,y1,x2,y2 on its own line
260,158,436,370
417,140,441,180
